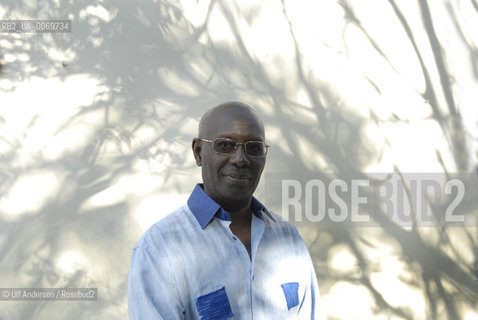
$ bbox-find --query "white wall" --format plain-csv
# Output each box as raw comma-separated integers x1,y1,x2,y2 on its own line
1,0,477,319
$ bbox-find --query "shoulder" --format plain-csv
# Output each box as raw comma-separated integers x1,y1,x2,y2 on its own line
263,209,298,229
261,209,306,241
263,209,289,224
133,204,195,252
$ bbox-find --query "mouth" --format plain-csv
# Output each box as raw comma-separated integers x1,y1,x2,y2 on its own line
222,174,252,184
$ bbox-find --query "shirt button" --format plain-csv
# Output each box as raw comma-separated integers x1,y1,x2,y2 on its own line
232,236,237,241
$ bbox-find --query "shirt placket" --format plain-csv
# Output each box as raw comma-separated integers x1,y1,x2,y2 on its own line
249,213,265,319
217,213,265,319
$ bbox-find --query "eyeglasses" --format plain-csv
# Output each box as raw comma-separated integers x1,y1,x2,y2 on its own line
199,138,270,157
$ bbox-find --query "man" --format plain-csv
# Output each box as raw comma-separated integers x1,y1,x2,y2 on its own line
128,102,325,319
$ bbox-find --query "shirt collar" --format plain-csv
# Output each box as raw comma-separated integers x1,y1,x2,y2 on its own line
187,184,268,229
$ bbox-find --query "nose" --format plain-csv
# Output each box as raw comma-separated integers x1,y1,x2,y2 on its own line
229,144,250,167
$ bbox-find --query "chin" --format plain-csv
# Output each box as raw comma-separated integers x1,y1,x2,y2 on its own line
220,183,255,200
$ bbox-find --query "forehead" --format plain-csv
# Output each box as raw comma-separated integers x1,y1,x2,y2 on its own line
202,108,264,140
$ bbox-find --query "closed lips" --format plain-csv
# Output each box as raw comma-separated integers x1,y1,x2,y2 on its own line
223,172,252,180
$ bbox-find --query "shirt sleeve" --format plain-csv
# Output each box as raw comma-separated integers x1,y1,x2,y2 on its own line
127,238,185,320
292,226,327,320
308,253,327,320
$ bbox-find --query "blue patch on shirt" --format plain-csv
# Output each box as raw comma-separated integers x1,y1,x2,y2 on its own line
195,287,234,320
281,282,299,310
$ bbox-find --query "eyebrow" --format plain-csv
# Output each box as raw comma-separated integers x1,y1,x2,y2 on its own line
215,134,264,142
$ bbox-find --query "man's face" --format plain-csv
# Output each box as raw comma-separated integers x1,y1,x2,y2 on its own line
193,108,266,207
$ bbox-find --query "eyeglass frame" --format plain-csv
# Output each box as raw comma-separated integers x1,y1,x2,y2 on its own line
198,138,270,157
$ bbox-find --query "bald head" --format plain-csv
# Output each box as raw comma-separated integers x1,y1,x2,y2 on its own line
198,101,264,140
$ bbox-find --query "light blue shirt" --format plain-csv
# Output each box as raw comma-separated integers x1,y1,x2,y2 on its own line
128,184,325,319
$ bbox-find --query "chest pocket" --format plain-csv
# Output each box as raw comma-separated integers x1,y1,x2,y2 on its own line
281,282,300,310
195,286,234,320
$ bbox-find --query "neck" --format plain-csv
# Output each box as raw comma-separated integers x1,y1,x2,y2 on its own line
221,198,251,212
214,195,254,259
216,197,253,226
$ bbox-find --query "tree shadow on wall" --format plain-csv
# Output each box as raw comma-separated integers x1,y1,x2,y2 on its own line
0,0,477,319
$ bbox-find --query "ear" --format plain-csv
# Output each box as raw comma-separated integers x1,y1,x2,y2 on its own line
192,138,202,166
